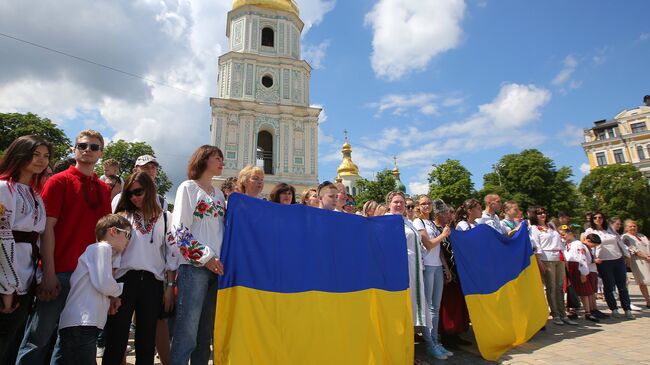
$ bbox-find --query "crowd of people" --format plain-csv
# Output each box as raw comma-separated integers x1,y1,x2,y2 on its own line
1,130,649,364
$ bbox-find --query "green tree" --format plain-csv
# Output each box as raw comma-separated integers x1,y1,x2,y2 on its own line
427,159,475,206
355,169,397,207
480,149,582,217
579,164,650,233
99,140,173,196
1,112,72,160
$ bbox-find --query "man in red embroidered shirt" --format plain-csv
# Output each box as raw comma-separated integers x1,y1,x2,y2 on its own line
17,130,112,364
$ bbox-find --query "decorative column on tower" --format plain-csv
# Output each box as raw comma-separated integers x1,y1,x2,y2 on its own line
392,156,406,194
210,0,321,196
335,131,361,196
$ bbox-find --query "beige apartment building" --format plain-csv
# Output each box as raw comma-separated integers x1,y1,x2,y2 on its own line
582,97,650,179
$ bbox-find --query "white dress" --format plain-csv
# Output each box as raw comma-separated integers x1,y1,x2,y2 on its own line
0,181,46,295
400,215,432,329
622,233,650,286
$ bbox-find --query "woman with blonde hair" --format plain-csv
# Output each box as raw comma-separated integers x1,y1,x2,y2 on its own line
374,203,387,216
300,188,319,208
385,191,441,359
237,165,265,198
362,200,378,217
622,219,650,308
412,195,453,358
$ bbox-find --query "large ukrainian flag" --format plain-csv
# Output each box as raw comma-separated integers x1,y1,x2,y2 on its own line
450,222,547,361
214,193,414,365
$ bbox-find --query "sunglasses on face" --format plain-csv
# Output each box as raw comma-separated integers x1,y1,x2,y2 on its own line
76,143,102,152
406,205,415,210
115,227,132,240
126,188,145,198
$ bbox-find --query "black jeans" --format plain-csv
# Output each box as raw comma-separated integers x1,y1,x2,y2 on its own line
58,326,100,365
103,270,163,365
597,257,631,311
0,294,31,362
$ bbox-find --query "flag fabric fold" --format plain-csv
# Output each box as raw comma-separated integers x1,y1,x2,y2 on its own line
214,193,414,364
450,222,548,361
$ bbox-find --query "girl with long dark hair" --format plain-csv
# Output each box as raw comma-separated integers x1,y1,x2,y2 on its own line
102,172,176,365
0,135,51,360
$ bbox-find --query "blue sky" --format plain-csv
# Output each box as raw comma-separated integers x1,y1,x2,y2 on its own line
1,0,649,197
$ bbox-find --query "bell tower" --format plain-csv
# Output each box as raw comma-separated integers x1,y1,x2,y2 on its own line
210,0,321,194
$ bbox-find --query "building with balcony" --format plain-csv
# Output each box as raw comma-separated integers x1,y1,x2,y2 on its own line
582,97,650,179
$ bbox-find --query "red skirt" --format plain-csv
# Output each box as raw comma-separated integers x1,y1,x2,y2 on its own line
588,272,598,293
567,261,595,296
439,281,470,335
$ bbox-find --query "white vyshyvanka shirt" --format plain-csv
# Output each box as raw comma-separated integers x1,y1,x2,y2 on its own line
172,180,226,266
565,240,594,276
115,210,178,281
0,181,46,295
59,242,123,330
388,213,432,329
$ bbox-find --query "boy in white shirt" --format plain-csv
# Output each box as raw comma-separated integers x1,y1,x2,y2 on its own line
317,181,338,211
58,214,131,364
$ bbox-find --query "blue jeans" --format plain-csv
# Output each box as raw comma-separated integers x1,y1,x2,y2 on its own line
423,265,444,344
58,326,99,365
17,271,72,365
171,264,218,365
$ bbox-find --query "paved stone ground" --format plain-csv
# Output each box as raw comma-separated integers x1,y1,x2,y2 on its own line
118,274,649,364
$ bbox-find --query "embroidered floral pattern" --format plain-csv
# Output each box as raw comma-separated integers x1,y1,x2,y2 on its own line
132,211,158,234
193,198,225,219
175,224,204,266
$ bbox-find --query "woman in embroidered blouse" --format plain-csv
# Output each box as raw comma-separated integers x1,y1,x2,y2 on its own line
0,135,50,360
622,219,650,308
385,191,441,359
171,145,226,365
237,164,265,198
585,212,633,318
103,172,176,365
529,206,576,325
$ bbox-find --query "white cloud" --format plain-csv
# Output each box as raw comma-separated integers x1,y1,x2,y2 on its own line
365,0,466,80
366,83,551,168
639,33,649,41
580,163,591,175
558,124,584,146
368,93,438,116
303,40,330,69
298,0,336,33
409,182,429,195
0,0,335,198
552,55,578,86
368,92,466,117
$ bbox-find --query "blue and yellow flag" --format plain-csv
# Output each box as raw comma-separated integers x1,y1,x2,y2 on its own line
215,193,414,364
450,222,548,361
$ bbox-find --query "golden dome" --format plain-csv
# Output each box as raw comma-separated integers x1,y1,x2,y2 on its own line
232,0,299,16
337,137,359,177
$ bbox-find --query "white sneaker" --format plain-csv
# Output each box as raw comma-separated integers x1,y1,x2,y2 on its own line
96,347,105,358
625,310,635,319
611,309,621,318
125,345,134,354
630,304,642,311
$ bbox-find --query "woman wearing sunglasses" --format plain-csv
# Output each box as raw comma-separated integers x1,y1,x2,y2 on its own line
585,211,633,319
0,135,50,361
102,172,177,365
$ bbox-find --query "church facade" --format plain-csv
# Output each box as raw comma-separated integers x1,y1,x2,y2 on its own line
210,0,321,195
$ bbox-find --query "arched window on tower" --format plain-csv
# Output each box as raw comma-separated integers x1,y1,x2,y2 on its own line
261,27,274,47
256,130,274,175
